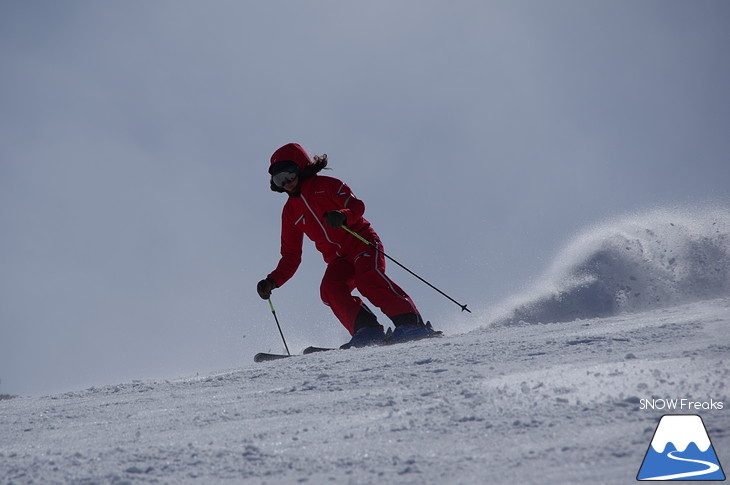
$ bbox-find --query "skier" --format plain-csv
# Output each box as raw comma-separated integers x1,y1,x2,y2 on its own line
257,143,434,348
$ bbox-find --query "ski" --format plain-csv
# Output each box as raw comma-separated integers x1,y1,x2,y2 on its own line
303,346,335,354
253,346,334,362
254,352,292,362
393,329,443,342
254,325,443,362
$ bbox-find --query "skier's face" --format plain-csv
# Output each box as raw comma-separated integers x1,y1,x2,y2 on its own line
272,169,297,187
282,175,299,193
272,168,299,193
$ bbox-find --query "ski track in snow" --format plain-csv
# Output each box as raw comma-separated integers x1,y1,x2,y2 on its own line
2,208,729,484
1,298,729,484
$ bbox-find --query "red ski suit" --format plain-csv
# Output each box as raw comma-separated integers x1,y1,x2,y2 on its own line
267,174,418,335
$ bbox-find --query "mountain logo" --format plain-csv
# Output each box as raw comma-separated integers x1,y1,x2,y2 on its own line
637,414,726,481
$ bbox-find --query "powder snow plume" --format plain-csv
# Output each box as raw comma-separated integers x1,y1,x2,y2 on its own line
491,206,730,326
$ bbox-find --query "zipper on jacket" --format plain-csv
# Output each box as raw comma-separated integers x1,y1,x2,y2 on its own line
300,193,344,256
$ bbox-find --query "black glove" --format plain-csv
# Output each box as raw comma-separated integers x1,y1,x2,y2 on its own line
324,211,347,228
256,278,276,299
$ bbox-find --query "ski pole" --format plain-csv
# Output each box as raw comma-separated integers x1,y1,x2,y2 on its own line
267,297,291,355
341,225,471,313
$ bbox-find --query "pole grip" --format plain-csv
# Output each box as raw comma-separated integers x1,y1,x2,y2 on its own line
342,226,372,246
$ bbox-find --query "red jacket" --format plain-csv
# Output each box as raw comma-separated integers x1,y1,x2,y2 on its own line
267,174,378,287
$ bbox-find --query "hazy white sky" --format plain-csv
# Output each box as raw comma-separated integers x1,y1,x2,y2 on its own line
1,0,729,395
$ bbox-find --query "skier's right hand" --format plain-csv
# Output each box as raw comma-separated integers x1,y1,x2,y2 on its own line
256,278,276,300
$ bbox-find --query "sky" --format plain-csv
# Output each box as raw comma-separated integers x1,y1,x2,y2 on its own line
1,0,729,396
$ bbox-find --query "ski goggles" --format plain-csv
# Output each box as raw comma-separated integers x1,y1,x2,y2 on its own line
272,169,298,188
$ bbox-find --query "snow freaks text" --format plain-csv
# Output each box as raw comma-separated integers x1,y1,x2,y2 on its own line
640,398,724,411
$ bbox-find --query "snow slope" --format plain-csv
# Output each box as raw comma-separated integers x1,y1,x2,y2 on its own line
1,208,729,484
1,299,728,484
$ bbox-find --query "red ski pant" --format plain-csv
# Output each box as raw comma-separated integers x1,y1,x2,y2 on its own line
320,241,418,335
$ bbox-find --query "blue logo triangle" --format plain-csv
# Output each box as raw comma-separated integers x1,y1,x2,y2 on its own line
637,414,725,481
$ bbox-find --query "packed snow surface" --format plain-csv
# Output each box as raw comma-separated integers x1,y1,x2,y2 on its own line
1,208,729,484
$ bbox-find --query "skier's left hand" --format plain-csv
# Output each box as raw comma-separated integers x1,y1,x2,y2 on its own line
324,211,346,228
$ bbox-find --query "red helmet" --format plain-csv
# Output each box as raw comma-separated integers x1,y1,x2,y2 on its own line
269,143,312,175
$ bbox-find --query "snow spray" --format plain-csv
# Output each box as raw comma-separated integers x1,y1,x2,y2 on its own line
491,206,730,326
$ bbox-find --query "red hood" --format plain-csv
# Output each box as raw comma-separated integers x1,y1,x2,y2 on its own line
269,143,311,174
